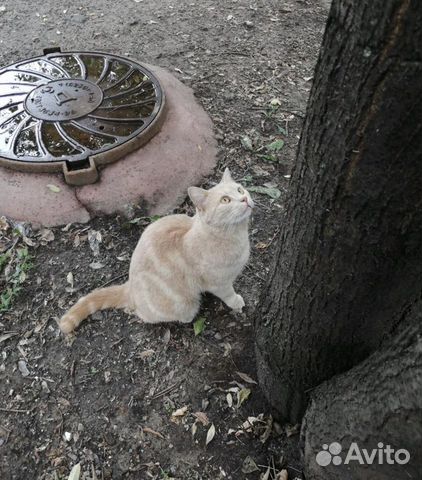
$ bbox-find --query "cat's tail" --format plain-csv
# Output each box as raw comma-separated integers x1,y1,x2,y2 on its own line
58,283,129,334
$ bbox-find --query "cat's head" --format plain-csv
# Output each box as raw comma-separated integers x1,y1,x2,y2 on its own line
188,168,254,226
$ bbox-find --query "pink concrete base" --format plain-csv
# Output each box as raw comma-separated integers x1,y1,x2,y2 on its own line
0,66,217,227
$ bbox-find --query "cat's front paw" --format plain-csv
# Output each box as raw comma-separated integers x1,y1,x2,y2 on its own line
230,294,245,313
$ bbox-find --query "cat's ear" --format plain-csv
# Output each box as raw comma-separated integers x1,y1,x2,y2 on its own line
188,187,208,210
221,167,234,183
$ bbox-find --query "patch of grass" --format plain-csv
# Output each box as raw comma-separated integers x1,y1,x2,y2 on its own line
160,469,174,480
264,99,281,119
0,246,33,312
193,317,206,336
239,174,254,185
241,100,287,163
267,139,285,152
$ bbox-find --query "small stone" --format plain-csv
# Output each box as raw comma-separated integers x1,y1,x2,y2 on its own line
72,13,87,24
64,431,72,442
18,360,29,377
244,21,254,28
115,452,131,474
92,311,103,321
41,381,50,393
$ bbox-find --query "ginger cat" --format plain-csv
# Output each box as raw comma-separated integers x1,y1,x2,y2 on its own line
58,168,254,333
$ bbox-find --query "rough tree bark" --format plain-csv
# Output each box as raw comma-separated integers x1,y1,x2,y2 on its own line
254,0,422,423
302,304,422,480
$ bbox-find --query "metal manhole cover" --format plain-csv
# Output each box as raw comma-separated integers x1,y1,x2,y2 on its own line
0,48,165,185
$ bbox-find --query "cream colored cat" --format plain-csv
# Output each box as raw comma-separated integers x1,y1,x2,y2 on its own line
58,168,254,334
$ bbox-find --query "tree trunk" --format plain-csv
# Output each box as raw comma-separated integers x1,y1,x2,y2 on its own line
301,304,422,480
254,0,422,423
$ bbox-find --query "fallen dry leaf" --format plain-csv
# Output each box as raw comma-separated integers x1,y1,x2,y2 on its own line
47,184,61,193
143,426,165,439
162,328,171,344
0,216,9,231
236,371,258,384
171,405,188,423
260,415,273,443
138,349,155,359
222,342,232,356
0,332,18,344
66,272,74,289
88,229,102,256
39,228,55,243
237,388,251,407
261,467,271,480
172,406,188,417
241,456,259,474
22,236,36,247
193,411,209,426
276,469,288,480
205,423,216,446
67,463,81,480
285,423,300,437
89,261,104,270
241,416,260,432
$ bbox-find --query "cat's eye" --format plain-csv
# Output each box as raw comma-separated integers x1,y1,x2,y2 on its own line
221,196,231,204
237,187,244,194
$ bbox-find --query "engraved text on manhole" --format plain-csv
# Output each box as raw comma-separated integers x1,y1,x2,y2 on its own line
24,79,103,121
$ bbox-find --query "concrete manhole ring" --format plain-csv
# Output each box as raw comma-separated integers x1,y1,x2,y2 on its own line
0,49,165,185
0,51,217,227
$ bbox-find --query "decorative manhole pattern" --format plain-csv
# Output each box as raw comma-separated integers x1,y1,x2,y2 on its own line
0,49,165,185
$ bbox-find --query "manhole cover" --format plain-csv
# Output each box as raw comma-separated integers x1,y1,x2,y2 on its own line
0,48,165,185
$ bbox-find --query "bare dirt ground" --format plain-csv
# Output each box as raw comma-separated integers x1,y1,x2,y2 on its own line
0,1,329,479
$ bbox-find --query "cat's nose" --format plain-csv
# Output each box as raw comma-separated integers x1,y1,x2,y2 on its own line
241,196,253,208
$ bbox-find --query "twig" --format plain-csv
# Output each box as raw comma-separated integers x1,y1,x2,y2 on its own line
111,337,124,348
287,464,302,473
70,360,76,385
244,264,267,282
91,464,99,480
0,407,32,413
0,425,11,445
98,273,127,289
142,426,165,439
150,382,180,400
271,456,277,480
266,227,281,248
